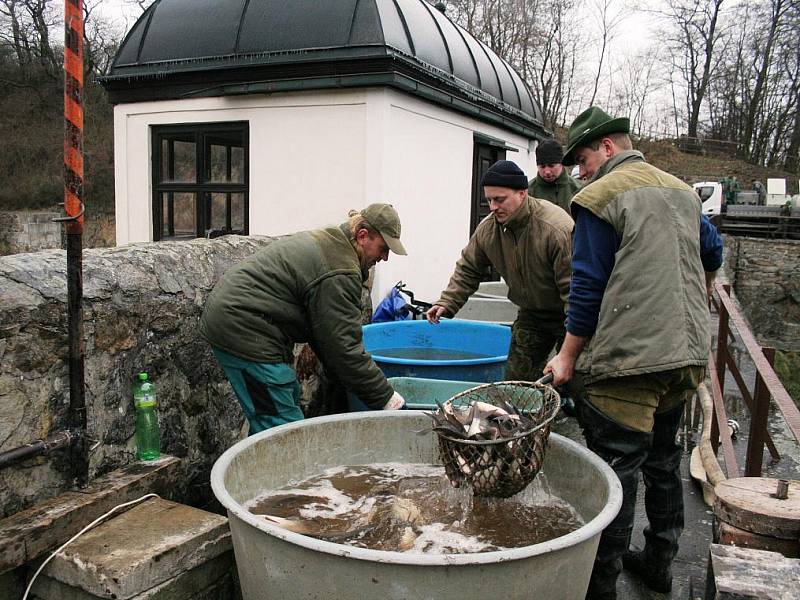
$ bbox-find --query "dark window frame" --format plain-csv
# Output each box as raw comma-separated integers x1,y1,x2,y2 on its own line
151,121,249,241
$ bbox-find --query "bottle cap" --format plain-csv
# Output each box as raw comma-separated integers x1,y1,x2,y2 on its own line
138,372,148,381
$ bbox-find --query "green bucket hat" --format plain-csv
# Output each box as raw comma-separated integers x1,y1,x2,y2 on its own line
563,106,630,166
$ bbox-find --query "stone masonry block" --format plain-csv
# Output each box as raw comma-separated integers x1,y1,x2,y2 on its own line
39,498,231,599
30,547,235,600
706,543,800,599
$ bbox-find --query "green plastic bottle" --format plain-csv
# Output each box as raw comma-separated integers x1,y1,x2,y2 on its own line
133,372,161,460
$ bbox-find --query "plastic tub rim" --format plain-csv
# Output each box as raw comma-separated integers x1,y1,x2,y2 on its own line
364,319,510,366
211,411,623,566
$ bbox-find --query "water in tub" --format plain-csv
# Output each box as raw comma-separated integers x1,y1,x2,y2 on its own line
247,463,583,554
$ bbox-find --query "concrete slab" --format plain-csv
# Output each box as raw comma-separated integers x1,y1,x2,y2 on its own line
39,498,231,599
0,456,181,574
454,297,518,324
706,544,800,599
31,548,235,600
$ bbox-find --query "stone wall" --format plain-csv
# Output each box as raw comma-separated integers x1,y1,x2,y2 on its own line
0,212,62,256
0,236,276,518
724,237,800,351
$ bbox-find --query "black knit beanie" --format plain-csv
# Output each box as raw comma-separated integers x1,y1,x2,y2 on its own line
535,139,564,165
480,160,528,189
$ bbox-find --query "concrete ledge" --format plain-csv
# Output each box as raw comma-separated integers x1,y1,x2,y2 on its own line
706,544,800,598
39,498,231,599
31,542,234,599
0,457,181,574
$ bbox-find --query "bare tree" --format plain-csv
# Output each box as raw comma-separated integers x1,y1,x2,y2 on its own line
444,0,589,129
778,2,800,171
587,0,625,106
124,0,155,14
740,0,791,159
0,0,31,67
656,0,726,138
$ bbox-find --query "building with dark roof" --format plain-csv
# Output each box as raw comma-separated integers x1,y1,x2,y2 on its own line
102,0,547,301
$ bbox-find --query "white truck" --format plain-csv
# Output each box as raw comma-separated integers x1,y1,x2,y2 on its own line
693,181,723,215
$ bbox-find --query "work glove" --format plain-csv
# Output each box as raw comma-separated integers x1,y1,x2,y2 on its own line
383,391,406,410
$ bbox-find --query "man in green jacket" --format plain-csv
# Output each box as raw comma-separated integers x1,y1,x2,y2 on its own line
199,204,408,434
426,160,573,382
528,138,581,212
545,107,723,600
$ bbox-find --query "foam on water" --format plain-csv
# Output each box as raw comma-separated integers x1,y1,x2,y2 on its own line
248,463,583,554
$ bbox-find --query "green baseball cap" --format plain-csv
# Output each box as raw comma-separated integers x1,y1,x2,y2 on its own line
361,203,407,255
563,106,630,166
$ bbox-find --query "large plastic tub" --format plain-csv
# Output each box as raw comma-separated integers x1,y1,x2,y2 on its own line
211,411,623,600
362,319,511,382
348,376,481,411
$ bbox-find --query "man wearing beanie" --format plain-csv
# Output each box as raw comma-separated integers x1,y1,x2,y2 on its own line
199,204,408,434
544,106,723,600
426,160,573,384
528,138,581,212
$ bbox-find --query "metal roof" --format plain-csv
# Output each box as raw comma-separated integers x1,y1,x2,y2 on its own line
101,0,546,139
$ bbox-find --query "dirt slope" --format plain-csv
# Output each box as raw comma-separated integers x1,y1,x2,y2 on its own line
636,139,798,192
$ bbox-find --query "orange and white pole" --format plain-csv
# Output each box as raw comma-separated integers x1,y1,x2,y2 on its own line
63,0,87,486
64,0,84,231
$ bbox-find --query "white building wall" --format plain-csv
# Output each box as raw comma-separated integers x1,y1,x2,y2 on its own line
112,87,536,309
366,88,535,305
113,90,370,245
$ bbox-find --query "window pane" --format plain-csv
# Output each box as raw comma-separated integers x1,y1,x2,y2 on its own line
160,136,196,183
162,192,196,238
231,146,244,183
207,131,245,183
207,193,245,233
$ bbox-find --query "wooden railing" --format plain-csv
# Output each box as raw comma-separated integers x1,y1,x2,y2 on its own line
708,282,800,477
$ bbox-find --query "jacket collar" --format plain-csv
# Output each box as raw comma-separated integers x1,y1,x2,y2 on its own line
536,168,570,187
501,195,532,233
589,150,644,184
338,222,369,282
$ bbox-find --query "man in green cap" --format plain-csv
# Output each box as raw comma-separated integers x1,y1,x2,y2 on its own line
199,204,408,434
528,138,581,212
425,159,573,383
544,107,723,599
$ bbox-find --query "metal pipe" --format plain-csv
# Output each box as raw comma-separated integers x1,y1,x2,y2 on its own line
0,431,78,470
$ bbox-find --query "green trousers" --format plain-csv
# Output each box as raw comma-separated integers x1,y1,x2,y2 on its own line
211,347,303,434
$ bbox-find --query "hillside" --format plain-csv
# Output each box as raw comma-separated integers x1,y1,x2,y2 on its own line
637,138,798,192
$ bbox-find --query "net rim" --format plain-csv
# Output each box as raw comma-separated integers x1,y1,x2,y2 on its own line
434,380,560,446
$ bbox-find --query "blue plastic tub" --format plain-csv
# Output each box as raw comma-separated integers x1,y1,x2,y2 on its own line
348,377,482,412
362,319,511,382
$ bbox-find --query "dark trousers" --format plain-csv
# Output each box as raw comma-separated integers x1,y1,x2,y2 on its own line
577,398,684,598
505,315,564,381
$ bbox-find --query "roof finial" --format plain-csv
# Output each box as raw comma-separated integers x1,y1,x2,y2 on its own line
434,2,447,14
